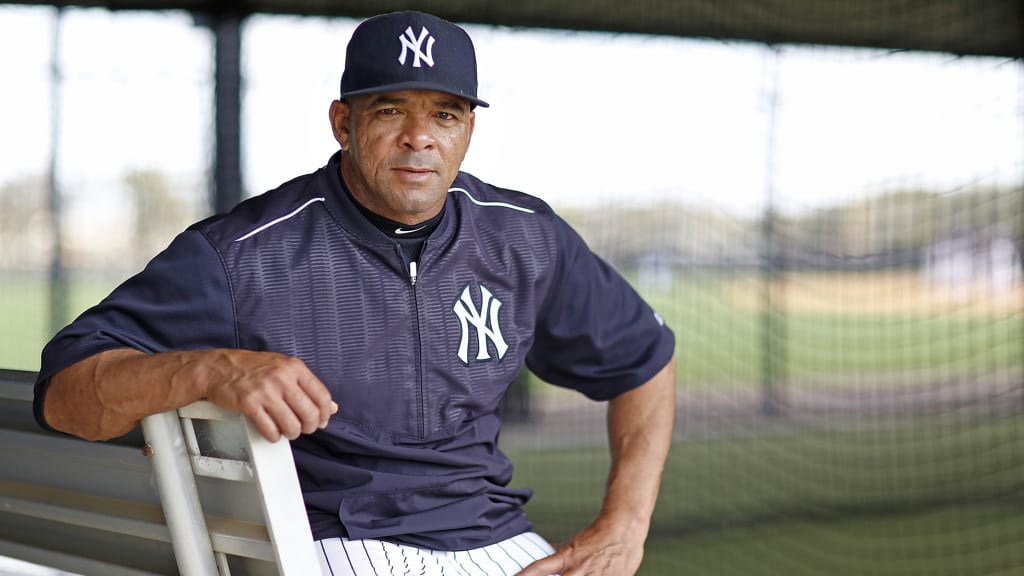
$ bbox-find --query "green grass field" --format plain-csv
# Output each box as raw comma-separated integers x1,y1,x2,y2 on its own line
509,413,1024,575
0,272,125,371
640,503,1024,576
643,272,1024,387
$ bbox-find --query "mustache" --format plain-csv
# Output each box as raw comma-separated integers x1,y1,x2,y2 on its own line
389,155,441,172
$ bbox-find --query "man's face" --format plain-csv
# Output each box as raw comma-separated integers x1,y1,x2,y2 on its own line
330,89,475,225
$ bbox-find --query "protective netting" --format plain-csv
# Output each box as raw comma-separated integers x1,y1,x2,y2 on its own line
0,5,1021,575
501,44,1024,576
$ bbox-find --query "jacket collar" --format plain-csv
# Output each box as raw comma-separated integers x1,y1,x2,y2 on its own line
316,151,460,259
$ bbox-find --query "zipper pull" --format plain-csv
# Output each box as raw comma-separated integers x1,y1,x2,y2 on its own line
409,261,418,286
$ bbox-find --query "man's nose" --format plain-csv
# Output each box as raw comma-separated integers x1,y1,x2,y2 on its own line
400,115,436,151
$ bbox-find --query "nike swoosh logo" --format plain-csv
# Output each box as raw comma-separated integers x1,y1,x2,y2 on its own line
394,226,427,235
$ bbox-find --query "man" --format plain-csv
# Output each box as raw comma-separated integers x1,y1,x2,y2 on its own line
33,11,676,576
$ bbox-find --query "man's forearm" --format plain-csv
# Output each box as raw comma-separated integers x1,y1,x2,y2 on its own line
44,348,212,440
515,356,676,576
601,355,676,536
44,347,338,442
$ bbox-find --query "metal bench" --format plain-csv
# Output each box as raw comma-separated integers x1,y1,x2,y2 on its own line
0,369,319,575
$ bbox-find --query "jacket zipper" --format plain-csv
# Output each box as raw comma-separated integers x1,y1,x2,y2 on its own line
407,249,425,438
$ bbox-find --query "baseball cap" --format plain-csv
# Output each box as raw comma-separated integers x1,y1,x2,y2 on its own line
340,11,489,108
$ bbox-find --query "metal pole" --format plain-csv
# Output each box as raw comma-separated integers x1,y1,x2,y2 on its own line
760,45,786,416
213,12,244,215
47,6,69,337
1014,61,1024,413
242,417,322,575
141,411,220,576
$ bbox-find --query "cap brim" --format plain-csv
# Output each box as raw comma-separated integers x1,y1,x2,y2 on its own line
342,81,489,108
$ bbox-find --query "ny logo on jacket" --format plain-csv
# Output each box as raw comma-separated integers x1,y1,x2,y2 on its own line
453,283,508,365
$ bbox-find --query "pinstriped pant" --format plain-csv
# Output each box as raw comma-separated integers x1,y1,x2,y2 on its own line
316,531,558,576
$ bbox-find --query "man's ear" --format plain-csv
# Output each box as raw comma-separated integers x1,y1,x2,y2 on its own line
328,100,351,149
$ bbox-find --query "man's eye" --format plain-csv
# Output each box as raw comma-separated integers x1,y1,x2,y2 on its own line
437,112,455,121
378,108,399,116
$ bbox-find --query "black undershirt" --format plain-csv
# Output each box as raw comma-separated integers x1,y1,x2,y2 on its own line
342,183,444,266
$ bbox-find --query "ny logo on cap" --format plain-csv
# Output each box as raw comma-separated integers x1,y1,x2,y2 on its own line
398,26,435,68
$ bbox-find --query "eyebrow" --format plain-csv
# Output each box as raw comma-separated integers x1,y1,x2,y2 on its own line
366,94,469,113
435,98,469,113
368,95,406,107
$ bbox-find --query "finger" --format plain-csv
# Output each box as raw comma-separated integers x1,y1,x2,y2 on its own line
318,401,339,430
516,553,565,576
262,394,303,440
283,384,323,435
247,406,282,443
296,374,337,427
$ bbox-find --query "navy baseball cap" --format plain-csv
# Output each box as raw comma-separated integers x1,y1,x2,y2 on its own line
340,11,489,108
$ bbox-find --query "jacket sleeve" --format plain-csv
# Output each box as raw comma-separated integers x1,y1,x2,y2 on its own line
33,228,236,430
525,215,675,401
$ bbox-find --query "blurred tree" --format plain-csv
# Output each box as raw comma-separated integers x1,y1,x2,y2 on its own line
0,175,49,269
124,169,189,267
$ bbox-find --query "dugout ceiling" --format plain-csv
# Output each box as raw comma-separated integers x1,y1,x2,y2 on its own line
7,0,1024,57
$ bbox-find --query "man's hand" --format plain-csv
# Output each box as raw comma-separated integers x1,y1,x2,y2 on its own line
45,348,338,442
200,349,338,441
516,514,646,576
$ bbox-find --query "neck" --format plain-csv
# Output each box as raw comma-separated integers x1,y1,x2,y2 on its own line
338,154,443,226
337,163,444,239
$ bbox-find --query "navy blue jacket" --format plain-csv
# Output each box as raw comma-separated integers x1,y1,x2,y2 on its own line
35,152,675,550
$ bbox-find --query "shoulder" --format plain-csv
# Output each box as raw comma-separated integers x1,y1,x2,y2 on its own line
449,172,595,256
449,172,555,220
192,168,328,247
